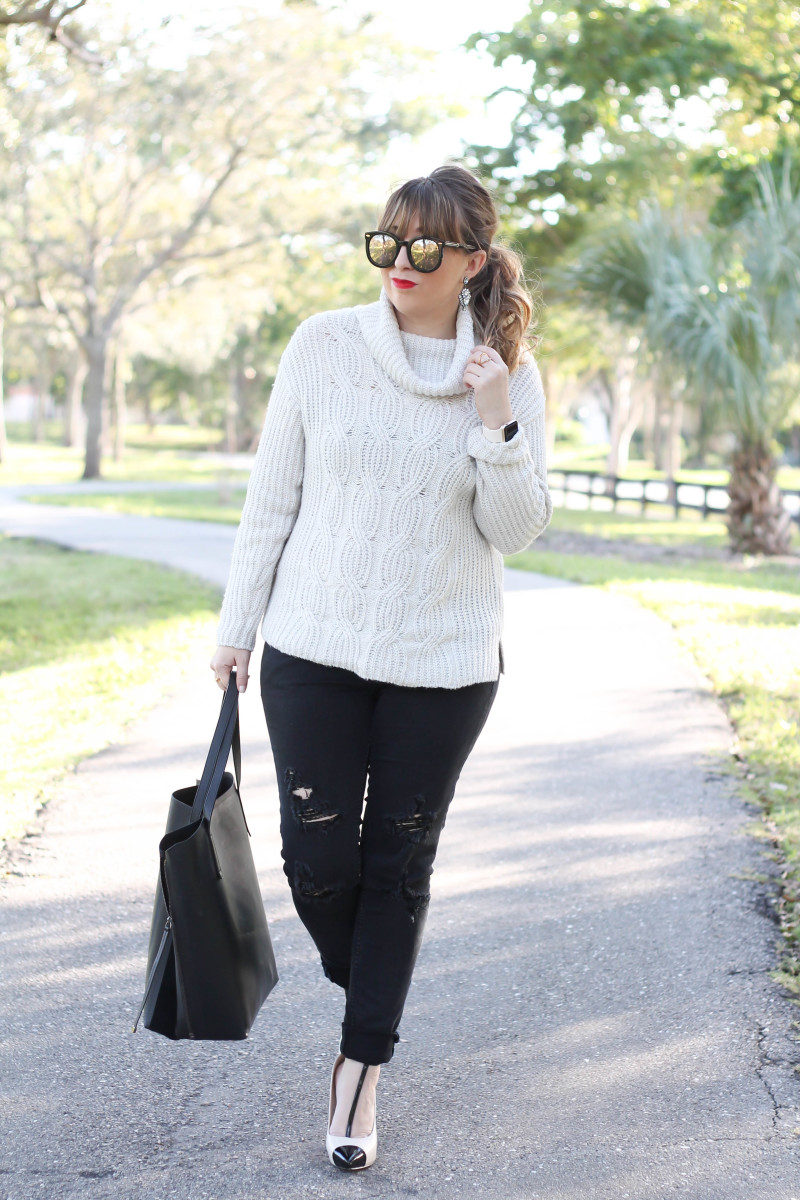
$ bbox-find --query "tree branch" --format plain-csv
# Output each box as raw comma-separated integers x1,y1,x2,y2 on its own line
0,1,104,65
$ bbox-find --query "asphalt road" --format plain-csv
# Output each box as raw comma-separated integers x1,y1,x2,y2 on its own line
1,483,799,1199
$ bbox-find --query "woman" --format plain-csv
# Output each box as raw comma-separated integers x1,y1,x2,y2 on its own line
209,162,553,1171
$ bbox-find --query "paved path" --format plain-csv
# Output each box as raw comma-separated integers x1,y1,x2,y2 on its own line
1,485,800,1199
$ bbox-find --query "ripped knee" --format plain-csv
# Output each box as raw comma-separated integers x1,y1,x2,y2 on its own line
287,859,347,903
377,794,441,920
364,862,432,925
284,767,342,835
383,793,437,844
397,872,431,924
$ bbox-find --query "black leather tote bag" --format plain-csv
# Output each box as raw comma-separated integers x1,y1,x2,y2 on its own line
133,667,278,1040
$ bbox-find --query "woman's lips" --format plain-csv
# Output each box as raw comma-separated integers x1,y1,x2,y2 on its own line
392,278,417,289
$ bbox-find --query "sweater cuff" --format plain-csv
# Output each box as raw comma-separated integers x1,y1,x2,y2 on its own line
216,625,257,653
468,421,529,463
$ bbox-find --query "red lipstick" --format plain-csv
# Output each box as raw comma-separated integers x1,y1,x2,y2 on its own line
391,277,417,289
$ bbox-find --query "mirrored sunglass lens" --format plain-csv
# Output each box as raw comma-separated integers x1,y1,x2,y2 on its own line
409,238,441,270
368,234,397,266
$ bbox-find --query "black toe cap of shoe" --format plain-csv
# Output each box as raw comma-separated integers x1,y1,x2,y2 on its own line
332,1144,368,1169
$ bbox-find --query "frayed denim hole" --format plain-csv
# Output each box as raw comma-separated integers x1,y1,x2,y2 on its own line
382,792,437,845
400,873,431,924
369,871,431,924
291,860,346,902
283,767,342,835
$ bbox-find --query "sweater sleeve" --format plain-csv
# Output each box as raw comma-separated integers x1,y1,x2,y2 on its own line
215,324,308,651
466,354,553,556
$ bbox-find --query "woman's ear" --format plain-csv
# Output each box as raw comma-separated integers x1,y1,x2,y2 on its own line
471,248,488,276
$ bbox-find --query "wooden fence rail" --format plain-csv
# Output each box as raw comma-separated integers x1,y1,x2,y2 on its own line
548,469,800,526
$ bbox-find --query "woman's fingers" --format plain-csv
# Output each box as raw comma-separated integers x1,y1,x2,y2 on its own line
211,661,230,691
233,651,250,692
210,647,251,691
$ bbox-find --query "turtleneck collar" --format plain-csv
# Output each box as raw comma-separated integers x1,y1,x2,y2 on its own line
354,285,477,398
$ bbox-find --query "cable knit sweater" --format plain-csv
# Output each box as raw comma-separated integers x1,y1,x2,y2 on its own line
215,285,553,688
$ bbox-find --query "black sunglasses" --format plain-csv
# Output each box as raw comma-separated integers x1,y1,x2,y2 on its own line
364,230,479,273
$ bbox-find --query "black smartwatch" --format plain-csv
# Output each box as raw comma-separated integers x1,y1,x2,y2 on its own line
482,419,519,443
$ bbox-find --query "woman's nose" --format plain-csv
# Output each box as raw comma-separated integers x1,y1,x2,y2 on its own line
395,243,413,270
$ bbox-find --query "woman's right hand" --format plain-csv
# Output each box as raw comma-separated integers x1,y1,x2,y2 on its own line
210,646,252,693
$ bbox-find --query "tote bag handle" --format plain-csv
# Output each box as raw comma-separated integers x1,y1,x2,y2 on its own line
190,667,242,825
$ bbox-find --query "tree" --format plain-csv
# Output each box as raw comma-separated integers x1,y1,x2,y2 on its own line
0,0,99,64
547,155,800,554
463,0,800,238
0,217,48,462
0,4,443,477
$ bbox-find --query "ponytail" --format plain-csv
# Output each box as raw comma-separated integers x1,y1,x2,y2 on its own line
469,242,541,373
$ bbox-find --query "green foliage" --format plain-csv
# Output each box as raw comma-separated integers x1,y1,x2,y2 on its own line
26,487,248,524
545,153,800,447
463,0,800,260
0,433,252,485
468,0,734,151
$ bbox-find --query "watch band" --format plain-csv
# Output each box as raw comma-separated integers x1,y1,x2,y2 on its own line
482,419,519,443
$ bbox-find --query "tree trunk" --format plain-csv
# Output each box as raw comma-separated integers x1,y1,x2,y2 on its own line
236,369,249,453
725,440,793,555
82,336,109,479
606,336,641,476
224,386,237,453
177,388,193,425
540,359,557,466
64,356,88,447
695,403,712,465
33,356,47,442
112,333,127,462
662,396,686,480
143,385,154,433
652,378,667,471
664,393,683,478
641,378,656,467
225,350,239,454
100,350,113,459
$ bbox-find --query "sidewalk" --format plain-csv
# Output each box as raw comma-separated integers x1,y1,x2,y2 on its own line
0,482,239,587
1,487,799,1198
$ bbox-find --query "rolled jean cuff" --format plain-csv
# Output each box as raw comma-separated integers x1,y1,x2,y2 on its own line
321,956,351,990
340,1023,401,1065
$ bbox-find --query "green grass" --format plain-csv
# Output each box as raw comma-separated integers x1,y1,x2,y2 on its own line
546,502,732,545
509,541,800,1000
0,534,222,850
550,444,800,490
545,500,800,552
25,486,248,524
0,430,252,486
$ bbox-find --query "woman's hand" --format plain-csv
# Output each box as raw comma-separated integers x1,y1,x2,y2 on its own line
463,345,514,428
210,646,251,692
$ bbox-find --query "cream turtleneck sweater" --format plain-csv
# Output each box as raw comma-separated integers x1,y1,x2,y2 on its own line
215,285,553,688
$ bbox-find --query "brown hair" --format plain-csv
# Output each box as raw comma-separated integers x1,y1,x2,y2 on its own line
375,162,541,373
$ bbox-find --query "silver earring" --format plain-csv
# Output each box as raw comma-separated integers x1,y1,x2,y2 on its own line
458,276,471,309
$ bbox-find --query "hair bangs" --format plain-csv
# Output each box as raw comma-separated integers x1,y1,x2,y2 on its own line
378,179,466,245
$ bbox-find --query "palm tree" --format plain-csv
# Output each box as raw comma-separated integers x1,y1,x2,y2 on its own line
547,156,800,555
545,196,712,478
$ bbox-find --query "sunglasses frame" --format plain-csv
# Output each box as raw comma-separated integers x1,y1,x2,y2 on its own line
364,230,480,273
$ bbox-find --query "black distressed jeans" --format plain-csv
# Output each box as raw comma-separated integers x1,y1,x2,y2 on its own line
259,641,500,1066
